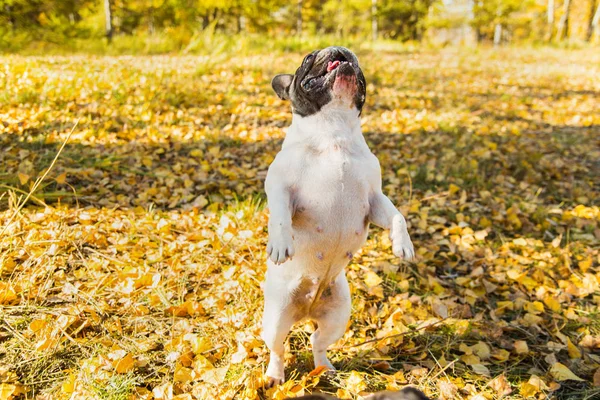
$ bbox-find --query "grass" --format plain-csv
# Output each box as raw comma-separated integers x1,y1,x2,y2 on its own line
0,45,599,399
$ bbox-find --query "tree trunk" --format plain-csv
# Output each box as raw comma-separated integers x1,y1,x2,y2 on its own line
546,0,554,41
493,23,502,46
556,0,572,41
297,0,302,36
371,0,378,41
104,0,113,42
588,1,600,41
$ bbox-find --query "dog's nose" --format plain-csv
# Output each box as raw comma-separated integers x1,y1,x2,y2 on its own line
324,46,348,62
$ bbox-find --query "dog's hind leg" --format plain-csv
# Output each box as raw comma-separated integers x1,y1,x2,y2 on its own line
309,272,351,370
262,272,299,387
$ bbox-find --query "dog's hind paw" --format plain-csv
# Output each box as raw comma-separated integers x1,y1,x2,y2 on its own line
265,375,284,388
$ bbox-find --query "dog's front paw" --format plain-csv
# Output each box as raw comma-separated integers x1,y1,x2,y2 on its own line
391,214,415,260
266,230,295,265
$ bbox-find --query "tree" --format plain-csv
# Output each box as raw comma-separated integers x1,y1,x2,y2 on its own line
588,1,600,41
372,0,378,40
555,0,571,41
104,0,113,41
546,0,554,41
471,0,531,44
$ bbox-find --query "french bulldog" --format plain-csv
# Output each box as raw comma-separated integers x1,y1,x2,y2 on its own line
263,46,415,386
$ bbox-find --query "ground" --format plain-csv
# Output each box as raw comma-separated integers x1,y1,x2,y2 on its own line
0,47,599,400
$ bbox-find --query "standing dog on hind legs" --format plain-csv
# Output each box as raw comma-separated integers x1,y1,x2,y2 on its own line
262,46,415,387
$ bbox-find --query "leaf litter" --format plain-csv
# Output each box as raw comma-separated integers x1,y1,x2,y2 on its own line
0,48,599,399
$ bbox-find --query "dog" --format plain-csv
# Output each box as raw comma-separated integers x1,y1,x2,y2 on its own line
263,46,415,386
286,387,431,400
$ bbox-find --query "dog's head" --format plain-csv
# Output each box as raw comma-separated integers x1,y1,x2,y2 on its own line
271,46,366,117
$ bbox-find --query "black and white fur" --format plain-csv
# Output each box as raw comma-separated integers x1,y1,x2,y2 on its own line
263,46,415,386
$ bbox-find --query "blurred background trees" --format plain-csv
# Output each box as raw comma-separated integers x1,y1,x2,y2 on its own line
0,0,598,52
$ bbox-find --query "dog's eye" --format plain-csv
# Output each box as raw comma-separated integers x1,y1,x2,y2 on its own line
303,77,315,89
304,54,313,65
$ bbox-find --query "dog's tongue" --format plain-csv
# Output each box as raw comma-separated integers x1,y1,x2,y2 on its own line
327,60,340,72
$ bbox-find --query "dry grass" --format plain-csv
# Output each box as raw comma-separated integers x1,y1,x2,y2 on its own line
0,47,599,399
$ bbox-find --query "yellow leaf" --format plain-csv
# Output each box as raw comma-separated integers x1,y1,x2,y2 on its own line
0,384,16,400
35,336,58,351
496,301,514,311
543,297,561,313
472,341,491,360
524,301,544,315
491,349,510,362
514,340,529,354
567,338,582,359
460,354,481,366
449,184,460,195
364,271,383,288
336,389,352,399
199,366,228,385
174,366,193,384
187,336,212,355
578,257,592,273
17,173,29,185
551,234,562,248
114,353,135,373
513,238,527,246
346,371,367,393
506,270,522,280
520,375,548,397
55,172,67,184
152,383,173,400
459,343,472,355
0,283,17,305
61,373,76,394
230,344,247,364
549,362,584,382
29,319,47,333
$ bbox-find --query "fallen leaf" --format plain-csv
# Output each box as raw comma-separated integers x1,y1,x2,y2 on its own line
364,271,383,288
0,384,16,400
471,364,490,377
549,363,584,382
114,353,135,373
489,374,512,397
514,340,529,354
594,368,600,387
346,370,367,393
567,338,581,359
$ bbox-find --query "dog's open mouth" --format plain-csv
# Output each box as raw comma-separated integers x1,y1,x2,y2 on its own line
327,60,341,72
302,58,353,91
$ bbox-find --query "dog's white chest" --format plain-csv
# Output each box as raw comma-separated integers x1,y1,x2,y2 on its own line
290,141,374,269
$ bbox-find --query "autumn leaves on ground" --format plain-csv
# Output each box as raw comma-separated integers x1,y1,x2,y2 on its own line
0,47,599,400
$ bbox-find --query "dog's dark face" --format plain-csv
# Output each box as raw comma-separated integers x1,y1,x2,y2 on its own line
271,46,366,117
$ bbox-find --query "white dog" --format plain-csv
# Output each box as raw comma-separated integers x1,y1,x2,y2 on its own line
263,46,415,386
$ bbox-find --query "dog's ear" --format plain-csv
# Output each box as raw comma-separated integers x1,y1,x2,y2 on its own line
271,74,294,100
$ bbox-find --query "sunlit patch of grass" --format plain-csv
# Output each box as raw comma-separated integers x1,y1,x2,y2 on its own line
89,372,140,400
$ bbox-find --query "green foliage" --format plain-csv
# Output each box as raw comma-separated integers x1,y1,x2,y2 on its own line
1,0,598,52
471,0,537,41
